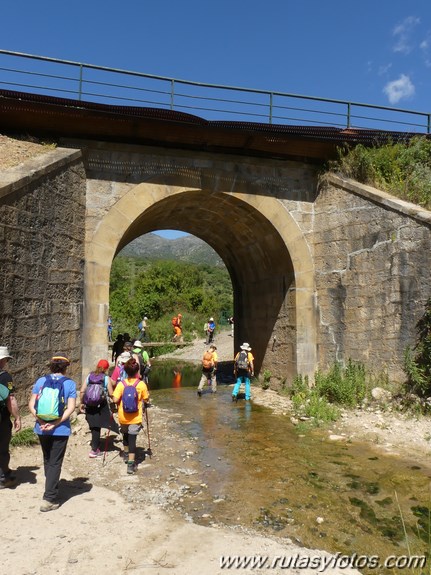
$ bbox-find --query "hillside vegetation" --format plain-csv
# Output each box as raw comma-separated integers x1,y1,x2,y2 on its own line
119,233,224,267
109,256,232,351
329,135,431,209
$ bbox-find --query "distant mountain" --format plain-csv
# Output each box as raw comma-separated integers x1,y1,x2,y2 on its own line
119,233,225,267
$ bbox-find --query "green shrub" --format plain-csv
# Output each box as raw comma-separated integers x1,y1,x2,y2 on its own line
261,369,271,390
330,136,431,209
314,360,366,407
404,297,431,397
10,427,38,447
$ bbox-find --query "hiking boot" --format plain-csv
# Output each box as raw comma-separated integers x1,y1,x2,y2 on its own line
127,461,136,475
0,478,15,489
4,469,16,481
88,449,101,458
232,395,238,402
40,500,60,512
197,390,202,397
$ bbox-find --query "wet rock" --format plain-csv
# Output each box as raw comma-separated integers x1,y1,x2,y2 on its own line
328,434,346,441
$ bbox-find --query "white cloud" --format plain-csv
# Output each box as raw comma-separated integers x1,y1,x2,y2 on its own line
393,16,420,54
383,74,415,104
420,34,431,67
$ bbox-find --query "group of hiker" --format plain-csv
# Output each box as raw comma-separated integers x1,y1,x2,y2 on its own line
197,341,254,402
0,315,254,513
0,334,153,512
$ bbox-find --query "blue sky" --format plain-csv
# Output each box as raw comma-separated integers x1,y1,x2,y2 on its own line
2,1,431,238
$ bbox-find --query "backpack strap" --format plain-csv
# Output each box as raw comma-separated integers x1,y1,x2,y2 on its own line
121,378,139,388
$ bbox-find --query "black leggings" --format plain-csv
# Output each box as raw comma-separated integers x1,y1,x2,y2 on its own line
90,427,101,451
122,431,137,454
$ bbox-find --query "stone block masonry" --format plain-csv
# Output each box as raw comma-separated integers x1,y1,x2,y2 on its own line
0,149,86,402
314,174,431,382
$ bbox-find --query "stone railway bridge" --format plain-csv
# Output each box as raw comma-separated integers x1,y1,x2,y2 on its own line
1,90,431,400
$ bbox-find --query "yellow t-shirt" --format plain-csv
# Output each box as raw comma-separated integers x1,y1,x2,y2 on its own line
113,377,149,425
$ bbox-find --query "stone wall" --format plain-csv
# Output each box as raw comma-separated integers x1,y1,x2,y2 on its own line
314,174,431,382
0,149,86,402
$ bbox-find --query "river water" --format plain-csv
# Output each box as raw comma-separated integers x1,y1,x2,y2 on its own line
149,361,431,572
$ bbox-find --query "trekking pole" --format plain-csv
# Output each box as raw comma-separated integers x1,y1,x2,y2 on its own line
144,402,152,458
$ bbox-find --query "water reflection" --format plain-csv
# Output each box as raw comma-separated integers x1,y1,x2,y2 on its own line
150,361,431,572
172,369,182,388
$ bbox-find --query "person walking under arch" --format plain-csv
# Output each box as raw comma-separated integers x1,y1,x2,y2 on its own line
232,343,254,402
111,334,124,364
172,313,183,342
206,317,216,345
197,345,218,396
132,341,151,385
0,346,21,489
28,355,77,512
80,359,119,458
112,358,149,474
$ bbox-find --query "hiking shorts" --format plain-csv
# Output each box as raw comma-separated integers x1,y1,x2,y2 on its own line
120,423,141,435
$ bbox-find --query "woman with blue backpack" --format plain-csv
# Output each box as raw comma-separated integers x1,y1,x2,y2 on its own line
80,358,118,458
28,355,77,512
112,358,149,475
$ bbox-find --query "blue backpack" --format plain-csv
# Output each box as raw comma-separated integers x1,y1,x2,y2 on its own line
121,379,139,413
35,375,67,421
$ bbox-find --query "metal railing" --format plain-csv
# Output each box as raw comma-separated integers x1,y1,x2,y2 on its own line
0,49,430,133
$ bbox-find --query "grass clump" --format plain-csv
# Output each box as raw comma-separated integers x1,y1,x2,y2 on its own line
10,427,38,447
330,136,431,209
286,360,370,427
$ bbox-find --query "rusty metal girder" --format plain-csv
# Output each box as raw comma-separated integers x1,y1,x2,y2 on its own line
0,89,422,162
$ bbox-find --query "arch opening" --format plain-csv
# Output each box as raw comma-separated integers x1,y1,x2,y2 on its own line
84,183,316,385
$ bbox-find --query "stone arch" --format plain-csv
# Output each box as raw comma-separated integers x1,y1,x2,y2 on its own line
83,182,316,382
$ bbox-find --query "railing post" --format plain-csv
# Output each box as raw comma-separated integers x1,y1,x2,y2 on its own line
347,102,351,129
170,79,175,110
269,92,273,124
78,64,83,101
428,113,431,135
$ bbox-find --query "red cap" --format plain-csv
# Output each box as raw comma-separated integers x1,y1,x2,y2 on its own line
97,359,109,370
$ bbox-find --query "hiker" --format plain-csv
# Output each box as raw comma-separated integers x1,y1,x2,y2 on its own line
80,359,119,458
107,315,113,342
28,355,77,512
123,340,134,355
132,340,151,385
232,343,254,402
111,334,124,364
206,317,216,344
109,351,132,395
228,316,234,337
112,358,150,474
172,313,183,342
0,346,21,489
197,344,218,396
138,316,148,341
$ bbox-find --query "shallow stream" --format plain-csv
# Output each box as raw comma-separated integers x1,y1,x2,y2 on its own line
149,362,431,571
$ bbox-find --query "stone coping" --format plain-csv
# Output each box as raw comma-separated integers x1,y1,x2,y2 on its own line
0,147,82,200
326,172,431,226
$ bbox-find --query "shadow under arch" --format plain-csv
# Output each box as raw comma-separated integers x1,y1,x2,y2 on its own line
83,182,316,383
